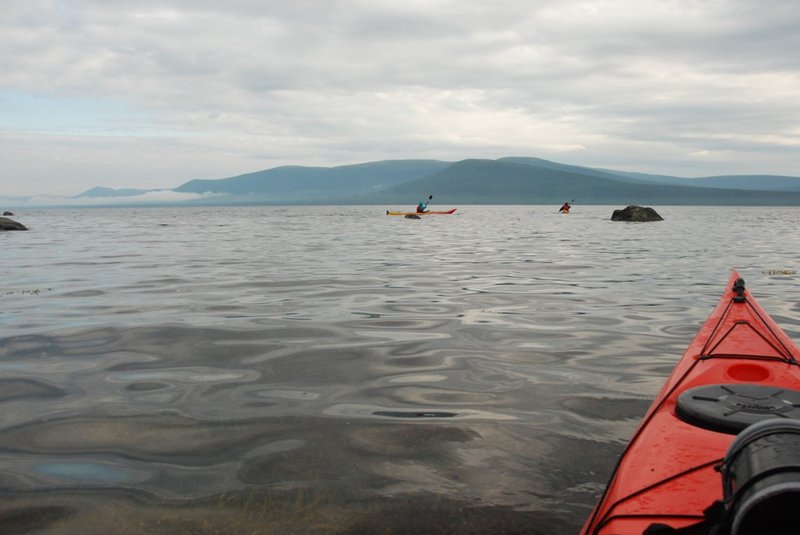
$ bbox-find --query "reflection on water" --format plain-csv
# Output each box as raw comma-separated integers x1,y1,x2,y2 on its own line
33,462,140,482
1,205,799,533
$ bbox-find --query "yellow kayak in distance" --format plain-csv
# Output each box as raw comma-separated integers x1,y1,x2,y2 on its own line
386,209,457,216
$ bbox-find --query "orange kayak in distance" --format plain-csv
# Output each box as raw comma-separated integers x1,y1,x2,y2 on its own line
582,270,800,535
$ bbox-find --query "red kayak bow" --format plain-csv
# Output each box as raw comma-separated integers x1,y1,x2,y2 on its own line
582,271,800,535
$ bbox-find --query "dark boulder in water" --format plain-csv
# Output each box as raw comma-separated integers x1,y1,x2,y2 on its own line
3,211,13,216
611,205,663,222
0,217,27,231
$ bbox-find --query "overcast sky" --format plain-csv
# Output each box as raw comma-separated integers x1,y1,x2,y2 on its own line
2,0,799,196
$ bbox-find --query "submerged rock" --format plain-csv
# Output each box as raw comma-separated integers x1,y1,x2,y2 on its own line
0,217,27,231
404,214,421,219
611,205,663,222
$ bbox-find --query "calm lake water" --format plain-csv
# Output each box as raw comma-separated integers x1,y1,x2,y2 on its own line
1,205,799,534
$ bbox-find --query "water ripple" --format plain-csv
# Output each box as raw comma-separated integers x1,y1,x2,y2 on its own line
1,205,799,532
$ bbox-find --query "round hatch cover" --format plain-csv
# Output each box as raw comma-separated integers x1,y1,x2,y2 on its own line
676,383,800,434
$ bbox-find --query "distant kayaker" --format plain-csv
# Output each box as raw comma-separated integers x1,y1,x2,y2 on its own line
416,194,432,213
559,201,571,213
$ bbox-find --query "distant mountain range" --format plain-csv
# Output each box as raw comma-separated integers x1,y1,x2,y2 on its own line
75,156,800,206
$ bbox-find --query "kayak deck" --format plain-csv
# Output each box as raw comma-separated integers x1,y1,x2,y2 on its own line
582,271,800,534
386,208,457,216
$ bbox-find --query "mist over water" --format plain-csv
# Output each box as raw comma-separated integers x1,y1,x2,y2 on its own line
1,205,799,534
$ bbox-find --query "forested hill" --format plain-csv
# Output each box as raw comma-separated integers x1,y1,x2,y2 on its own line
347,159,800,205
173,160,450,199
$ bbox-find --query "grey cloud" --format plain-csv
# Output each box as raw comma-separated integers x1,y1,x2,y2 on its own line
1,0,799,195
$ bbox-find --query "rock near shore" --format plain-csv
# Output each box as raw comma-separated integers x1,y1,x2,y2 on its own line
611,205,663,222
0,217,27,231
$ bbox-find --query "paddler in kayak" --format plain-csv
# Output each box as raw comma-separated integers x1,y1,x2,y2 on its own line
559,200,571,213
416,194,433,213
